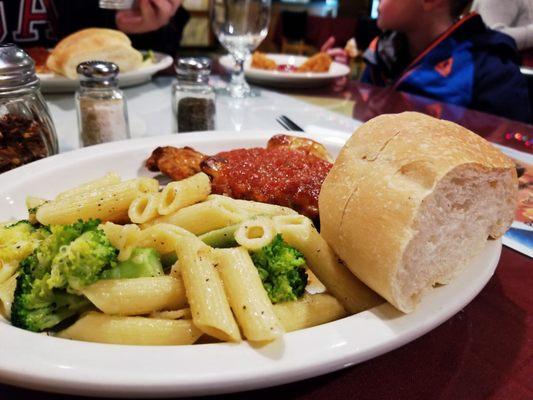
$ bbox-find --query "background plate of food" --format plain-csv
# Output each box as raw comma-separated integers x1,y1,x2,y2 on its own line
27,28,173,93
0,113,515,397
219,52,351,88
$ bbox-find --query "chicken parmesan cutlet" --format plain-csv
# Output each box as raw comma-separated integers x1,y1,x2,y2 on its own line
146,135,333,222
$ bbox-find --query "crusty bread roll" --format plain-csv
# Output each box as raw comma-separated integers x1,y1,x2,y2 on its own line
319,112,517,313
47,28,143,79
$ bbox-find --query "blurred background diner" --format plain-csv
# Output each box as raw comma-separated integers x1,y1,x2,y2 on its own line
0,3,531,397
1,0,533,162
2,0,532,123
1,0,189,55
472,0,533,53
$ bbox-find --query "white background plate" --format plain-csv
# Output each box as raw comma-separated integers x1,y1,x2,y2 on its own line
38,51,173,93
219,54,351,88
0,131,501,397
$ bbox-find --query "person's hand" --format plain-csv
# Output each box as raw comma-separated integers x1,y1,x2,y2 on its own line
116,0,182,34
320,36,349,65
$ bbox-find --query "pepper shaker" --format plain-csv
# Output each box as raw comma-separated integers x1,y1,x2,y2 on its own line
0,44,58,173
75,61,130,147
172,57,216,133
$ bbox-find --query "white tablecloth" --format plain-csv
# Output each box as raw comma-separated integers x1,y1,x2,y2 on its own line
44,76,361,153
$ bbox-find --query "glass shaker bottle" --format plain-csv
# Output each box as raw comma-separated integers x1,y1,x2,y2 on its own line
172,57,216,133
75,61,130,147
0,44,58,173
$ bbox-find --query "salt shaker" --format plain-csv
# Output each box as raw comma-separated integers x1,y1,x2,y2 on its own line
172,57,216,133
0,44,58,173
75,61,130,147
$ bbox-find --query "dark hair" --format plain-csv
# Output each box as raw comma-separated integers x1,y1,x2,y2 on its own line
450,0,471,17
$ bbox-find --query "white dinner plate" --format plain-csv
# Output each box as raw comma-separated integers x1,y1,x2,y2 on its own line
38,51,173,93
0,131,501,397
219,54,351,88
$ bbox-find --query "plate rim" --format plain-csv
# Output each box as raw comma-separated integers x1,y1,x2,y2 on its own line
0,131,501,397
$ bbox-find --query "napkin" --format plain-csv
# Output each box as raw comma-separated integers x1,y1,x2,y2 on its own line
493,144,533,258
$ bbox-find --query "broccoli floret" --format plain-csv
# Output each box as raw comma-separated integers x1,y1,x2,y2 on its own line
143,49,155,62
100,247,163,279
0,220,49,265
10,219,117,332
48,229,119,293
5,219,32,228
251,234,308,303
11,262,90,332
25,219,101,280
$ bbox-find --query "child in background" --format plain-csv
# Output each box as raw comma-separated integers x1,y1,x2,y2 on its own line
362,0,530,122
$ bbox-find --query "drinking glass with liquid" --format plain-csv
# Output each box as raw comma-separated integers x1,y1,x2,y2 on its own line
211,0,271,98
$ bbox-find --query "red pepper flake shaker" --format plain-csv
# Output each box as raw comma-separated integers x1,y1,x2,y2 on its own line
0,44,58,173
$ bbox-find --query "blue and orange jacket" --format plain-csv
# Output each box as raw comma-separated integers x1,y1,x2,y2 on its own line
362,13,531,123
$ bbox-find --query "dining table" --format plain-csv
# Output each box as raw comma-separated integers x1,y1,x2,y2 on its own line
1,69,532,400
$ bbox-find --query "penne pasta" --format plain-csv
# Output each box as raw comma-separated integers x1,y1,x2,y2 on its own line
100,222,141,261
101,222,195,261
55,172,122,200
57,312,202,345
128,173,211,224
149,308,192,320
6,171,370,345
158,172,211,215
176,237,241,342
234,217,277,251
0,272,19,319
26,196,48,224
36,177,159,225
169,260,181,279
273,293,348,332
216,247,284,342
82,276,187,316
273,215,384,314
0,262,19,285
26,196,48,210
207,195,298,217
137,223,195,254
128,193,161,224
143,197,249,235
305,268,327,294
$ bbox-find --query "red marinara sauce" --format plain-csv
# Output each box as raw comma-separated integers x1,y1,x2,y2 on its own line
209,147,332,221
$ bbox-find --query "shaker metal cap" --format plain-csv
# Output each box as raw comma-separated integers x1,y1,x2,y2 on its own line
77,61,120,88
175,57,211,82
0,43,39,94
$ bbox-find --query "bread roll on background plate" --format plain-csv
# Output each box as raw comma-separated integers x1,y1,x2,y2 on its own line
319,112,517,313
46,28,143,79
